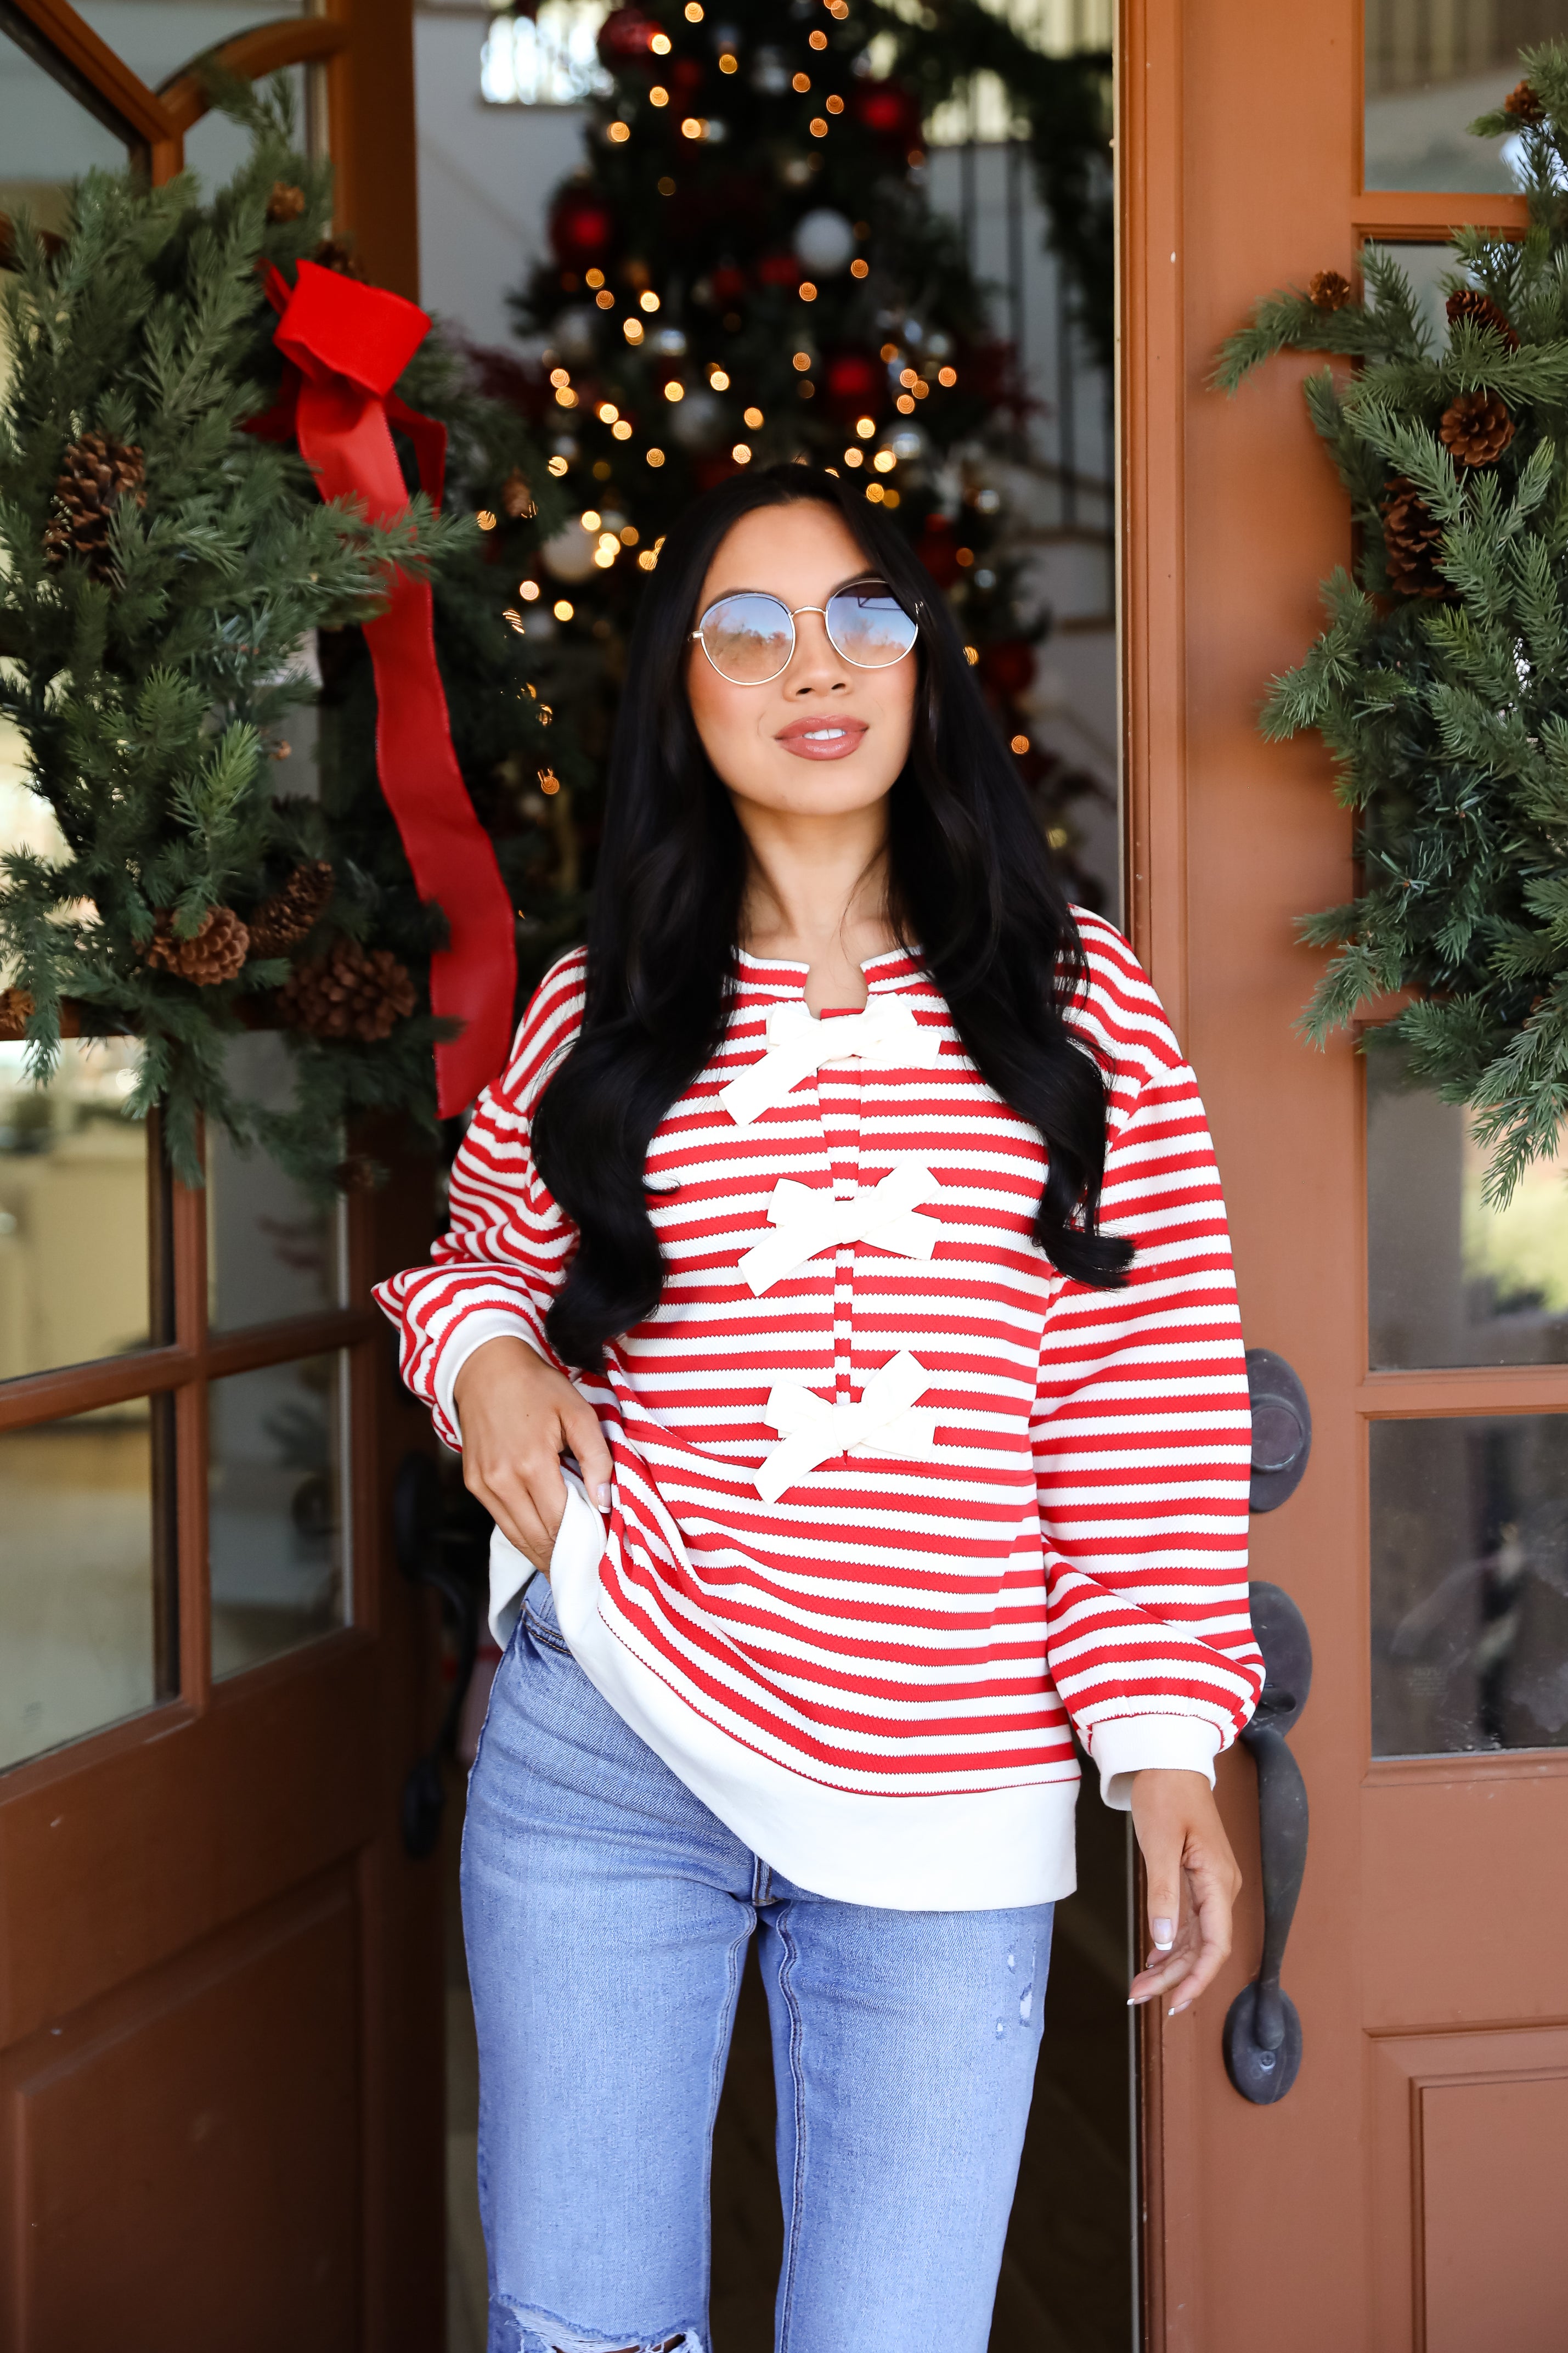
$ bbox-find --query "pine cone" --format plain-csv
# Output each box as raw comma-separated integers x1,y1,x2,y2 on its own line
313,235,363,279
1504,79,1544,126
42,431,146,582
267,180,307,222
278,938,416,1043
0,986,34,1032
1439,388,1515,468
145,906,250,986
1445,286,1520,351
1308,269,1353,312
1380,476,1448,599
501,468,537,520
247,860,335,958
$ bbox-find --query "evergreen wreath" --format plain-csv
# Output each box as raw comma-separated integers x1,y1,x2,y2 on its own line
0,81,577,1189
1215,42,1568,1206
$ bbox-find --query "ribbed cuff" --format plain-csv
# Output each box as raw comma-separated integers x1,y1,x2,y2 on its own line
433,1310,550,1440
1088,1716,1224,1812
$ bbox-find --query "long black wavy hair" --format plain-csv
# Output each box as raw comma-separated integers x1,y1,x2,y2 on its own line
532,464,1132,1368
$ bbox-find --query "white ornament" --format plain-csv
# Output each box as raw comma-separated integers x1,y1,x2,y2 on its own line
792,207,855,276
553,306,597,363
670,389,726,451
540,522,597,582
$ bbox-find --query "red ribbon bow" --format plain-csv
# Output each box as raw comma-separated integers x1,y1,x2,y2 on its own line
255,259,516,1118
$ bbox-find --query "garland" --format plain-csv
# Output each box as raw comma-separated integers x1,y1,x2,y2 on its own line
1216,42,1568,1204
866,0,1113,370
0,82,576,1187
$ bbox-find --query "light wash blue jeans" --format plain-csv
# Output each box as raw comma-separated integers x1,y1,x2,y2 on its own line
462,1572,1054,2353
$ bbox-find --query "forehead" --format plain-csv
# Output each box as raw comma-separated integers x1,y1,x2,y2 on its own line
697,500,868,605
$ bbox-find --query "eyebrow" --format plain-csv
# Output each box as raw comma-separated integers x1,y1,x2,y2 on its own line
698,572,883,604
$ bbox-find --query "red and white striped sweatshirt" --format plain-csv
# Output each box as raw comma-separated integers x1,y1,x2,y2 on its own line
376,913,1261,1909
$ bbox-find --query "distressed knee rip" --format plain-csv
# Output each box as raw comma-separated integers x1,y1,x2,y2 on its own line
495,2303,703,2353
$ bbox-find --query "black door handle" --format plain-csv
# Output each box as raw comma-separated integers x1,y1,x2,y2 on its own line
392,1451,490,1859
1223,1580,1312,2103
1245,1347,1312,1513
1222,1347,1314,2103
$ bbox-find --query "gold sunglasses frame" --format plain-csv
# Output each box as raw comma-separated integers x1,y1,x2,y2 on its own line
689,583,923,687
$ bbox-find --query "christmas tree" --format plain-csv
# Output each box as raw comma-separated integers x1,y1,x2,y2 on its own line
1217,44,1568,1204
476,0,1111,908
0,80,574,1185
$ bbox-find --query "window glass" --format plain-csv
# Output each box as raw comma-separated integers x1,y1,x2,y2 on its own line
481,4,612,105
210,1352,348,1680
1372,1414,1568,1757
1364,0,1568,192
0,22,131,243
1367,1043,1568,1370
207,1032,342,1332
0,1039,150,1382
0,1406,169,1770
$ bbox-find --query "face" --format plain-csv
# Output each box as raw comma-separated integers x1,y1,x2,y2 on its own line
684,500,918,820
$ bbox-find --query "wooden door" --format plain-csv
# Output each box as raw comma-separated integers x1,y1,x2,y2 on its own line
0,8,446,2348
1123,0,1568,2344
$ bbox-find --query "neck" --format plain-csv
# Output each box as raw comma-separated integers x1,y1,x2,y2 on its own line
732,797,896,1012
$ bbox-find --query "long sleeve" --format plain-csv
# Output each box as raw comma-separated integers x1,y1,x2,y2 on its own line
373,951,587,1450
1035,930,1263,1809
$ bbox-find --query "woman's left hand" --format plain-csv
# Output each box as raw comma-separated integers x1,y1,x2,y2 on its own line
1126,1767,1243,2017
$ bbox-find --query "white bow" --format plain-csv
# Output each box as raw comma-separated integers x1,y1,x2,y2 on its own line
719,997,942,1127
755,1350,939,1504
736,1161,941,1296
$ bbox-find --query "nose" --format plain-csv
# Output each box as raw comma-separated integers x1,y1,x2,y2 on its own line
783,605,849,695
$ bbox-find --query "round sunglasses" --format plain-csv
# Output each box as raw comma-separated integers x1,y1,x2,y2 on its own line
690,580,921,686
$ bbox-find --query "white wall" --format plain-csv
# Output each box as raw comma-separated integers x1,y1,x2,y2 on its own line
416,8,592,352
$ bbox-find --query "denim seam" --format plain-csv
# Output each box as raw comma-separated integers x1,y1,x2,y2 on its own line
523,1608,573,1658
772,1909,809,2353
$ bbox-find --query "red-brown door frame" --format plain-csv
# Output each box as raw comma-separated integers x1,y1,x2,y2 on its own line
1118,1,1540,2345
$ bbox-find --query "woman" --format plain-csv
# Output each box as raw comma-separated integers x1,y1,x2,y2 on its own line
378,466,1261,2353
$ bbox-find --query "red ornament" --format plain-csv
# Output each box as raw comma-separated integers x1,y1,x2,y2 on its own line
979,638,1035,698
915,513,961,589
854,80,923,149
710,261,748,305
754,250,802,289
822,347,882,419
549,188,617,269
670,55,704,95
597,6,658,67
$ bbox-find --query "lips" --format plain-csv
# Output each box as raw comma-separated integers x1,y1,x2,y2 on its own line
774,716,870,762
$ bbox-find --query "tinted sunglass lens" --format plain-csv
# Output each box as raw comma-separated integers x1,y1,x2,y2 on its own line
826,586,918,668
698,593,793,683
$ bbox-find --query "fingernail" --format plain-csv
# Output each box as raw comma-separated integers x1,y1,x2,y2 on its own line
1153,1918,1175,1950
595,1483,612,1510
1169,2001,1189,2017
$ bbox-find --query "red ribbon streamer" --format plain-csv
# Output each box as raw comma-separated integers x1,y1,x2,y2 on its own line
255,259,516,1117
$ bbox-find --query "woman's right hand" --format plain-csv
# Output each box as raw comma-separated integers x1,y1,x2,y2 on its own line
452,1335,613,1573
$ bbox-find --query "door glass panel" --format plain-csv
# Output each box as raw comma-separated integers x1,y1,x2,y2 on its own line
0,1040,150,1381
0,1405,170,1770
1364,0,1568,193
1372,1415,1568,1757
210,1352,348,1680
0,26,131,244
72,3,309,91
208,1033,342,1331
1367,1045,1568,1369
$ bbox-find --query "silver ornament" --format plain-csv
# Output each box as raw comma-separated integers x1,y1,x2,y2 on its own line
792,207,855,276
